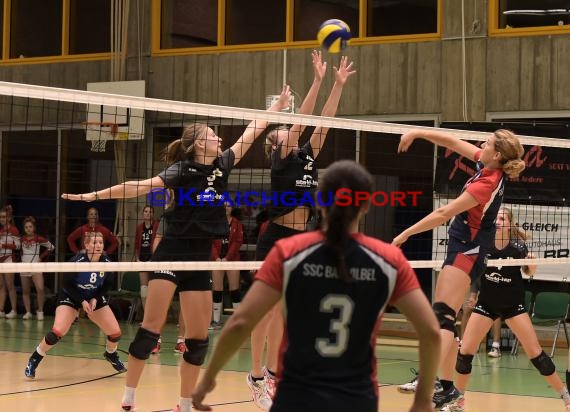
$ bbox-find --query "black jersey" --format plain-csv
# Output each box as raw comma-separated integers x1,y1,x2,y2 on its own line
158,149,235,239
62,253,112,304
139,224,153,261
256,231,419,406
478,239,528,308
268,141,318,220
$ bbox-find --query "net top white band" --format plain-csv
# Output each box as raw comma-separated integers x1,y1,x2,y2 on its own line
1,257,568,274
0,80,568,148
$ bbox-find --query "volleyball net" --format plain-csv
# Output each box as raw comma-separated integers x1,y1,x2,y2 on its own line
0,80,568,283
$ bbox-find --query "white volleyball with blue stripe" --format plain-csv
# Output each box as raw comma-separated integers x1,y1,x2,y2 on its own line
317,19,351,53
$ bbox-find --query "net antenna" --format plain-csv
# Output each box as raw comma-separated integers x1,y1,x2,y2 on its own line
84,121,120,152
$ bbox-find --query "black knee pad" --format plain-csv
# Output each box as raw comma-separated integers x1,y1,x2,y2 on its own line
107,333,121,343
45,329,62,346
213,290,223,303
455,352,474,375
230,289,241,303
128,327,160,360
531,351,556,376
183,338,209,366
433,302,457,334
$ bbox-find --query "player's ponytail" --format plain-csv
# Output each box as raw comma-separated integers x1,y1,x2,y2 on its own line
164,123,208,166
319,160,373,282
494,129,526,179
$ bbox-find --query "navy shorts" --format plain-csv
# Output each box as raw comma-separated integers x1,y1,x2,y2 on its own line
443,236,488,282
150,238,213,292
57,292,109,311
473,301,527,321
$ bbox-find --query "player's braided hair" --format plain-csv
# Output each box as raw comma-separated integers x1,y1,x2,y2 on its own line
319,160,373,282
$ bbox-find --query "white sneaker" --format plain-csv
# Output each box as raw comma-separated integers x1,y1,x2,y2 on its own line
263,366,277,399
5,311,17,319
440,395,465,411
36,311,44,321
398,368,419,393
22,312,32,320
246,373,272,411
0,311,6,318
488,347,501,358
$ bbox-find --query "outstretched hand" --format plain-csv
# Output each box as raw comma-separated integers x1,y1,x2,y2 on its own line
392,232,409,248
398,132,418,153
333,56,356,86
312,50,327,82
272,84,291,112
192,376,217,411
61,193,96,202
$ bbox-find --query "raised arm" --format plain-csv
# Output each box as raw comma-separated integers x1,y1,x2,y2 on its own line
398,129,480,161
310,55,356,158
278,50,327,159
392,191,478,247
61,176,165,202
230,84,291,164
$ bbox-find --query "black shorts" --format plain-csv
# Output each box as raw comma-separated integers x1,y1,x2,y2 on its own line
472,301,527,321
256,223,303,261
150,238,212,292
271,383,377,412
57,292,109,311
443,236,488,281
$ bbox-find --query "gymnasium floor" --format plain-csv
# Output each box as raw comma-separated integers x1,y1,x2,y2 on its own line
0,318,568,411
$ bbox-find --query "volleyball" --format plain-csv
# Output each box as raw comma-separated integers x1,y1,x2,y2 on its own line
317,19,351,53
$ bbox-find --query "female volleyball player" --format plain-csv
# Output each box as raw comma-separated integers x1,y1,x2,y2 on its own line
393,129,525,409
192,160,441,412
0,205,20,319
20,216,55,320
67,207,119,257
62,86,291,412
211,202,244,329
247,51,355,411
134,205,159,311
24,231,127,379
442,207,570,411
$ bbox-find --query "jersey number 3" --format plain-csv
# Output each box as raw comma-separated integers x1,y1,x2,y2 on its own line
315,294,355,357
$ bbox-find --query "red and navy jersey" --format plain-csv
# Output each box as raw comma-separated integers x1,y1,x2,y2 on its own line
478,240,528,309
448,151,505,246
255,231,419,399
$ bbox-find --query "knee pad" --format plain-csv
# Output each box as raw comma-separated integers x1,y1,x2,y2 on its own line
230,289,241,304
140,285,148,298
531,351,556,376
455,352,474,375
45,329,62,346
213,290,223,304
433,302,457,334
107,333,121,343
128,327,160,360
183,338,209,366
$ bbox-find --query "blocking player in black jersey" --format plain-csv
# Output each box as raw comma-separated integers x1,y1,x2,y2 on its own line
247,52,356,411
24,232,127,379
442,207,570,411
393,129,526,409
134,205,159,312
192,160,440,412
61,87,291,412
